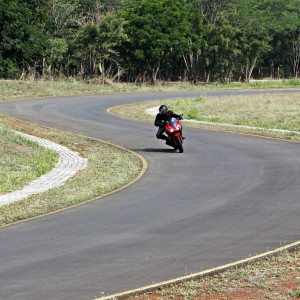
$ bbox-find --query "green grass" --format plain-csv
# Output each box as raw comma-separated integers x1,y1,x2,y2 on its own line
0,127,58,193
169,94,300,131
110,93,300,141
0,78,299,102
0,114,143,226
290,289,300,298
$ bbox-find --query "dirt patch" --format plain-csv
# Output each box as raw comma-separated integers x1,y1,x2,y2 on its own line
127,249,300,300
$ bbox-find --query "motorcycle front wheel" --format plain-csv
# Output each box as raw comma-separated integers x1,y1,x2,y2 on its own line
175,136,184,153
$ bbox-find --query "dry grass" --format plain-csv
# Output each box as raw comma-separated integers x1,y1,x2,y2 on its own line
170,94,300,131
129,249,300,300
110,93,300,141
0,79,299,102
0,114,143,226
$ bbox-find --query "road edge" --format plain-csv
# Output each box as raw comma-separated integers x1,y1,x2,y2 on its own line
107,103,300,144
0,114,148,230
96,241,300,300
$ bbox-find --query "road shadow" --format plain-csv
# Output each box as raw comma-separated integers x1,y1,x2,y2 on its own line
131,148,175,153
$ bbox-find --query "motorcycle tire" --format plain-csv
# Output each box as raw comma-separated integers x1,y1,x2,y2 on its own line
176,136,184,153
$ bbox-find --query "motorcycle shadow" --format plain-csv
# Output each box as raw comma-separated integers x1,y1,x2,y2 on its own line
132,148,176,153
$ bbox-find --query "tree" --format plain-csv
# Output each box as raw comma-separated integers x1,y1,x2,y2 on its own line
228,0,271,82
120,0,191,84
44,38,68,77
261,0,300,78
181,0,206,82
291,31,300,77
74,14,127,82
0,0,50,79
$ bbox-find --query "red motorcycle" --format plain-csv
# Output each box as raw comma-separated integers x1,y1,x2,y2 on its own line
164,117,184,153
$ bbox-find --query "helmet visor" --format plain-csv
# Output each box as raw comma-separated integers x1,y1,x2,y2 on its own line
159,106,168,114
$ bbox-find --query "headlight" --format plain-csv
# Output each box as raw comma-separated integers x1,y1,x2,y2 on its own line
168,128,174,132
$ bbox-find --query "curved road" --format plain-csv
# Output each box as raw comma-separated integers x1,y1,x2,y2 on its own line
0,89,299,300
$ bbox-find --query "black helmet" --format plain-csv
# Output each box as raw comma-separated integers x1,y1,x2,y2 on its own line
159,105,168,114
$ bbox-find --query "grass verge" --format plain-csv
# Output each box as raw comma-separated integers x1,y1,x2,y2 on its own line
0,114,144,226
110,93,300,142
128,248,300,300
0,79,299,102
0,127,58,193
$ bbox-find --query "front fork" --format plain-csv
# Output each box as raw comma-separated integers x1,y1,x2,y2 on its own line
171,132,183,148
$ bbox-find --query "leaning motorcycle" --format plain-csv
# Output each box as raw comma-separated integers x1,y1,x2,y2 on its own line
164,117,184,153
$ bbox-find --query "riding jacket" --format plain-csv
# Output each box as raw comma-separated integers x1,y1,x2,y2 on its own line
154,111,182,127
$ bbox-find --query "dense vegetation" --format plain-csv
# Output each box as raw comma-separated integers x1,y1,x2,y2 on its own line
0,0,299,83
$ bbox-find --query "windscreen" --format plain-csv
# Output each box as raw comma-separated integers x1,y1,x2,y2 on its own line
169,117,177,126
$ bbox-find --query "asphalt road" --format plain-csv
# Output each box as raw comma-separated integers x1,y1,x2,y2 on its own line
0,89,299,300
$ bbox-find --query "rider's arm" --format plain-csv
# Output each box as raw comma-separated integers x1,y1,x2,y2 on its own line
154,114,160,126
155,114,166,127
170,113,182,119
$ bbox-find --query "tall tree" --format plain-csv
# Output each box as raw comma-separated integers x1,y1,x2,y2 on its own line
261,0,300,78
229,0,271,82
120,0,191,83
0,0,50,78
74,13,127,81
181,0,206,82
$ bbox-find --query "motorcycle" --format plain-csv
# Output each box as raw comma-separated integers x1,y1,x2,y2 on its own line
164,117,184,153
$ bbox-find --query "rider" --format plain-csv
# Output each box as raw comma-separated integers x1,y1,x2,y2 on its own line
154,104,183,144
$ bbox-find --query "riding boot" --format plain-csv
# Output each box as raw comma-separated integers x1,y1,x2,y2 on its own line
166,137,172,146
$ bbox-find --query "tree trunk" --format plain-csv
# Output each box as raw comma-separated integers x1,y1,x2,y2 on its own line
151,61,160,85
243,57,257,83
248,56,257,82
99,62,105,84
79,63,85,78
292,34,300,78
206,71,210,83
42,58,46,78
183,50,202,83
19,69,26,80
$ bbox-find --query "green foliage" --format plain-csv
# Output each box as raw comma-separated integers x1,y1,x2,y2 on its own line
0,0,50,78
44,38,68,76
187,108,199,119
262,0,300,78
120,0,191,82
231,0,272,81
74,14,127,79
289,289,300,298
0,0,299,82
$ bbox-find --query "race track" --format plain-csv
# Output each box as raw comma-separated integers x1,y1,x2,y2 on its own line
0,89,299,300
